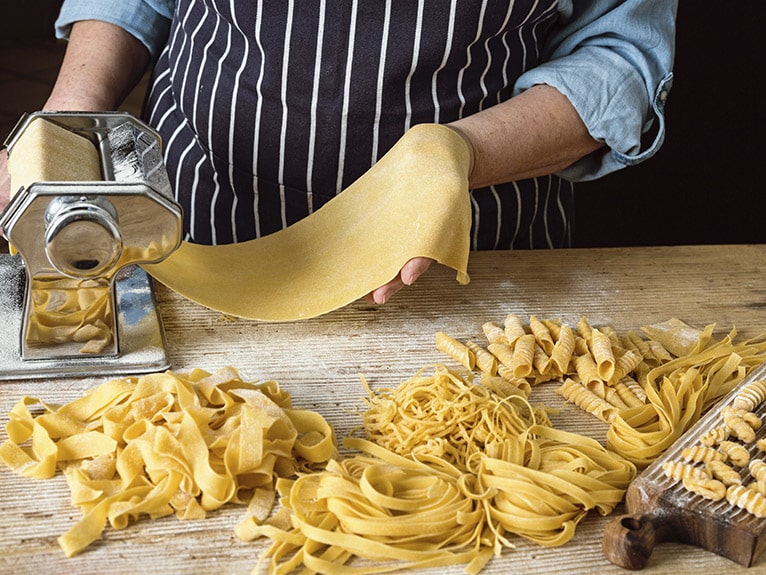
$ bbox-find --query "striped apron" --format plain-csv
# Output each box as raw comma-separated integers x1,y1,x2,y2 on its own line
144,0,571,250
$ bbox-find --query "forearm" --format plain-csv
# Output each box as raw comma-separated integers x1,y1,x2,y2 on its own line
45,20,150,111
448,84,603,189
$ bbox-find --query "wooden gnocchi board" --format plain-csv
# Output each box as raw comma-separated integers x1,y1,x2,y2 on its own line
603,362,766,569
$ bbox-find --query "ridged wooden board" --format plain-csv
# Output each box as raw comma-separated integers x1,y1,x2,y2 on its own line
603,362,766,569
1,245,766,574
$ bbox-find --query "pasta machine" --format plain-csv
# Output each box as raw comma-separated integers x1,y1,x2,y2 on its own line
0,112,182,379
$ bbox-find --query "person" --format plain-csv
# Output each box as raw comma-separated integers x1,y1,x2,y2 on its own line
0,1,677,304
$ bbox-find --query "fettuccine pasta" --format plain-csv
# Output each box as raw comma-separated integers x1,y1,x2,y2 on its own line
0,367,336,557
236,366,635,574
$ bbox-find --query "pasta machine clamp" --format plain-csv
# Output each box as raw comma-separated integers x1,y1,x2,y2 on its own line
0,112,182,380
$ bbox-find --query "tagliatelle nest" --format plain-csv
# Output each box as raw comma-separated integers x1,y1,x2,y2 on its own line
236,365,635,574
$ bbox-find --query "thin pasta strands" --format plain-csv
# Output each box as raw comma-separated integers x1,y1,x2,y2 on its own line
362,366,536,471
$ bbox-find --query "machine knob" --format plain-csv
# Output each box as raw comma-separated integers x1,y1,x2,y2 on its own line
44,196,123,278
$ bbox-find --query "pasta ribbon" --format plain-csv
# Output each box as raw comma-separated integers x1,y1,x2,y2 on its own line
0,367,336,557
240,367,635,574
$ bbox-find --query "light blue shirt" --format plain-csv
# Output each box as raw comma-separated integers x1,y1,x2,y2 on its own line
55,0,677,181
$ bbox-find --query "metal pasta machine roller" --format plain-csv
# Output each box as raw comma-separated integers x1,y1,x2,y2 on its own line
0,112,182,380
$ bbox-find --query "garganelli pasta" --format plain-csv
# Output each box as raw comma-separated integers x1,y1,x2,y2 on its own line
434,315,766,469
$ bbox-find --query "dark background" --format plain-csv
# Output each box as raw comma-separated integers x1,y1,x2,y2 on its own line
1,2,763,248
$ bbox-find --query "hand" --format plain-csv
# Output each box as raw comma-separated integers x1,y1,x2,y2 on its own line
365,257,433,304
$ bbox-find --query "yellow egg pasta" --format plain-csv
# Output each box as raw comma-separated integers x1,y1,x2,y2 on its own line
487,342,515,368
706,460,741,487
727,484,766,518
529,315,555,355
466,341,498,376
589,329,616,381
681,475,726,502
573,354,602,385
662,460,710,483
719,440,751,467
749,459,766,482
0,367,336,557
733,379,766,412
239,366,635,574
481,322,507,346
548,323,576,374
613,378,646,408
434,316,766,471
681,445,726,464
510,334,537,379
699,425,730,447
555,379,618,424
722,407,757,443
435,331,475,371
503,313,527,346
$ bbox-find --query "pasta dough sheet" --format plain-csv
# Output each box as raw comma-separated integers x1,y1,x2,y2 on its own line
8,117,101,193
143,123,472,321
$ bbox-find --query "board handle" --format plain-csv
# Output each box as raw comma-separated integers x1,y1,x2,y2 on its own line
602,511,671,570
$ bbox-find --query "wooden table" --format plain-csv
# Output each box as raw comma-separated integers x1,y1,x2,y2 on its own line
2,245,765,575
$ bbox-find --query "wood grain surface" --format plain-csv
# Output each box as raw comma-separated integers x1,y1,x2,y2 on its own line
1,245,766,575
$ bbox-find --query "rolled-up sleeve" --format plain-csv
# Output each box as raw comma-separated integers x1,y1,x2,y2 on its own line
515,0,677,181
55,0,176,59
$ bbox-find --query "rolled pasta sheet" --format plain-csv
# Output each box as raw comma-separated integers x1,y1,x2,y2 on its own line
589,329,616,381
435,331,475,370
548,324,576,374
503,313,527,346
529,315,554,355
556,378,619,424
481,322,507,345
144,124,472,321
511,334,537,379
466,341,498,376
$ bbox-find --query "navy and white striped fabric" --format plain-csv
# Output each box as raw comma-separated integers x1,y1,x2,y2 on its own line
144,0,573,250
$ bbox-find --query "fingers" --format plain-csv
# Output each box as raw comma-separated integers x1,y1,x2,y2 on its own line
364,257,433,305
400,257,432,285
